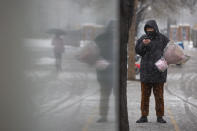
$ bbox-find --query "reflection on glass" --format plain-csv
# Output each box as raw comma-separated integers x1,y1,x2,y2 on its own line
18,0,118,131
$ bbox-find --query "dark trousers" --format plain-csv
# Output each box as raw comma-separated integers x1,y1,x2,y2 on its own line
54,52,62,71
99,85,112,118
97,71,115,119
141,82,164,117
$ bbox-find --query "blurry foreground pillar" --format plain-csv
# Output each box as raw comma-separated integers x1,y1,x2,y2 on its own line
119,0,134,130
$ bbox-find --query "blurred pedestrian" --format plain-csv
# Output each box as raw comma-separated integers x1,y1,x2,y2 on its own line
94,20,117,122
135,20,169,123
52,34,65,72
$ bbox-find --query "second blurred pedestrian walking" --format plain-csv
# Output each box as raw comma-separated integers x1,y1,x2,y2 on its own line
52,34,65,72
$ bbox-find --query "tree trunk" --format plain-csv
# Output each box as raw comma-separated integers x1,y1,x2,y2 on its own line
119,0,134,131
128,0,138,80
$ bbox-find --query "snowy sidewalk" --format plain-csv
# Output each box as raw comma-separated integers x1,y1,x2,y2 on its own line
127,81,177,131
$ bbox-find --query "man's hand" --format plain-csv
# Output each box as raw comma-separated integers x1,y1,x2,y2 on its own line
143,39,151,45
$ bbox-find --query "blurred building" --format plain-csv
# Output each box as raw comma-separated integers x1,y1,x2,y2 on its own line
63,24,104,47
169,25,178,41
169,24,190,41
81,23,104,41
191,24,197,47
178,24,190,41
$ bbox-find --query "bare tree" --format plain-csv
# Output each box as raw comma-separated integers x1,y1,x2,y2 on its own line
127,0,138,80
136,0,197,32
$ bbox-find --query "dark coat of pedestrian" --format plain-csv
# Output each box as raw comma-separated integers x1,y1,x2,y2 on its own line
135,20,169,83
94,27,114,86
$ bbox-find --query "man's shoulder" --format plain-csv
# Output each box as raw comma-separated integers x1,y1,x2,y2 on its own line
158,33,170,45
159,33,168,39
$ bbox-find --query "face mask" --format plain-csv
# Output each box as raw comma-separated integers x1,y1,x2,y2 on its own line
146,31,156,37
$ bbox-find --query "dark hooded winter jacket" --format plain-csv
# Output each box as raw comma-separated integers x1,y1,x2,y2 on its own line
135,20,169,83
94,27,114,87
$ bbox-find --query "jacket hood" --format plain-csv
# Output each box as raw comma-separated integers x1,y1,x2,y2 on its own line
144,20,159,34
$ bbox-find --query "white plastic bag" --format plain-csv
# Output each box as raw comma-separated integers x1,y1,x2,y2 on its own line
95,59,110,70
164,41,185,64
76,41,100,65
180,55,190,64
155,58,168,72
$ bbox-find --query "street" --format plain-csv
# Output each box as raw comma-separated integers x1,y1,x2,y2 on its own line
22,39,117,131
5,39,196,131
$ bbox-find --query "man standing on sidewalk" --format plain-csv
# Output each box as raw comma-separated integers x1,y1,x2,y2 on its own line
135,20,169,123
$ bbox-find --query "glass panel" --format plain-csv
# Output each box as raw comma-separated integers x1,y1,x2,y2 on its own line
0,0,119,131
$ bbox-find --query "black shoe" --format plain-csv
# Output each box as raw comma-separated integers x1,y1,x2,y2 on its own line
97,117,107,123
157,117,167,123
136,116,148,123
